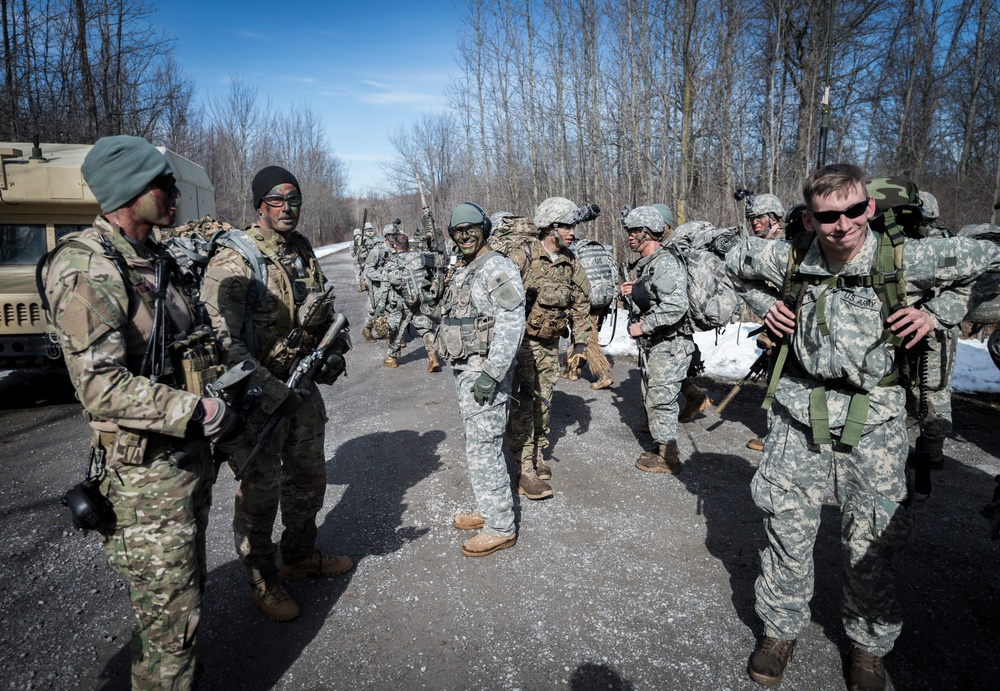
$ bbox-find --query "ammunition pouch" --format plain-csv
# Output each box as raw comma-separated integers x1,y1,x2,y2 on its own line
525,305,569,340
435,315,495,361
97,426,150,467
297,290,335,329
170,325,224,395
261,339,304,379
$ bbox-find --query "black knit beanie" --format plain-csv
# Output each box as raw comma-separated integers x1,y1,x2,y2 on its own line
251,166,300,208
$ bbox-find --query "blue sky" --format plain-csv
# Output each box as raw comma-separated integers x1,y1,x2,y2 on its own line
152,0,463,194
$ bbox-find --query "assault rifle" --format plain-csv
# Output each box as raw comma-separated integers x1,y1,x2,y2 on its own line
620,261,647,378
715,349,769,413
235,310,348,480
415,171,442,253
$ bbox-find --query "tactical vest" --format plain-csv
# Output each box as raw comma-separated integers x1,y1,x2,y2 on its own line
520,239,579,340
434,252,497,361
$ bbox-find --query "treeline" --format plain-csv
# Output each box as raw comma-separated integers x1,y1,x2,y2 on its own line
0,0,351,246
381,0,1000,261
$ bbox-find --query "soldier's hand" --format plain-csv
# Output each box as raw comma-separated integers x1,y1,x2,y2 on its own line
620,281,634,297
628,322,644,338
764,299,796,337
197,398,246,452
320,349,347,383
887,306,934,348
567,343,587,369
472,371,498,406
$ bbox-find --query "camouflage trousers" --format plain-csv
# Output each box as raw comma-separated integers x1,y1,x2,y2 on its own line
230,387,328,583
752,403,912,656
508,335,560,464
354,262,364,288
364,282,390,328
907,325,958,441
388,301,437,358
453,366,516,537
641,335,695,445
99,436,214,691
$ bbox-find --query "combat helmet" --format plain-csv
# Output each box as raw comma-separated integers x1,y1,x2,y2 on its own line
449,202,492,238
533,196,579,229
746,193,784,219
352,227,362,237
651,204,674,228
623,206,668,239
919,191,939,222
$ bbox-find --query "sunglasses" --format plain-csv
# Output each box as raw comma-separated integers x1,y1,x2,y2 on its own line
806,197,870,224
262,194,303,208
449,225,483,238
150,174,177,191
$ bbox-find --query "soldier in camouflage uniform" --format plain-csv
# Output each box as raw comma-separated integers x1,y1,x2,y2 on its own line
361,228,394,343
350,227,365,292
201,165,352,623
727,164,1000,691
506,197,592,498
620,206,692,475
742,193,786,451
384,233,442,372
43,136,246,689
434,203,525,557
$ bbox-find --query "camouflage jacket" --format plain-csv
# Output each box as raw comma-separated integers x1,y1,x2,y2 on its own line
363,239,392,283
44,216,204,436
726,229,999,428
508,238,592,344
631,245,689,337
436,250,525,379
201,223,330,411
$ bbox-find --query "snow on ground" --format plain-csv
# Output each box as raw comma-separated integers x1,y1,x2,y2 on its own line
596,307,1000,393
314,241,351,258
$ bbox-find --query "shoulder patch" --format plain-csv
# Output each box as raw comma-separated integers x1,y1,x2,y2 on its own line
488,269,525,311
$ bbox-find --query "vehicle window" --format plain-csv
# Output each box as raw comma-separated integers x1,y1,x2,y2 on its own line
0,224,47,264
56,224,90,241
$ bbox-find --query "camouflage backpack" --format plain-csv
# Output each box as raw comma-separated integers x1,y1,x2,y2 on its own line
569,238,617,310
662,221,741,332
957,223,1000,324
389,249,445,310
488,215,539,257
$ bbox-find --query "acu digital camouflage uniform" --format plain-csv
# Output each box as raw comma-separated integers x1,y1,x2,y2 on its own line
384,247,441,369
350,228,365,291
726,228,999,658
201,222,338,587
625,207,694,461
45,216,218,690
434,251,525,537
363,235,392,338
507,235,591,482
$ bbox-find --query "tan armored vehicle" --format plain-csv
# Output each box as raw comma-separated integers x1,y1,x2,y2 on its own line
0,141,216,368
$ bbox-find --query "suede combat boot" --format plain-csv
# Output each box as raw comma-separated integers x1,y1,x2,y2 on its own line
590,374,613,390
452,512,485,530
635,442,681,474
362,326,376,343
748,637,796,687
280,551,354,581
518,453,553,499
847,647,887,691
535,447,552,481
746,437,765,452
426,351,441,373
383,356,398,368
678,387,712,423
250,579,300,622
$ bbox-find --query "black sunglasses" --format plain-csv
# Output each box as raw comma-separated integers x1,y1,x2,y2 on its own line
806,197,870,224
150,174,177,191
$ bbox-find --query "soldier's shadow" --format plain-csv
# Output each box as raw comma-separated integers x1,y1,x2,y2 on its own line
608,363,645,443
194,429,444,691
546,388,594,457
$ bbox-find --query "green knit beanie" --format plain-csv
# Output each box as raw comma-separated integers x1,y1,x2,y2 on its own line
82,135,171,212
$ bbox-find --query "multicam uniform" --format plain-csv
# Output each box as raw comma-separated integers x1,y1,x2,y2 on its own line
201,223,336,585
434,251,525,536
628,245,694,448
506,238,591,469
726,230,998,656
45,217,219,689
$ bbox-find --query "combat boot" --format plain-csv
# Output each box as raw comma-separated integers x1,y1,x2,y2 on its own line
535,447,552,481
635,442,681,474
461,531,516,557
748,637,796,687
567,365,580,381
847,647,886,691
746,437,765,452
590,374,613,390
453,512,485,530
383,356,398,368
678,388,712,423
280,551,354,581
518,467,553,500
356,283,364,292
250,578,300,622
362,326,376,343
426,351,441,373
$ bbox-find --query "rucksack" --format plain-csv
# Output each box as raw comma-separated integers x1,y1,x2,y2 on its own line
390,250,444,309
663,221,741,332
957,223,1000,324
489,215,539,257
569,238,617,310
160,217,270,355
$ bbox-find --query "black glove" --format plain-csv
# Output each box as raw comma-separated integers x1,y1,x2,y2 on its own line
320,350,346,383
277,386,310,416
472,371,498,406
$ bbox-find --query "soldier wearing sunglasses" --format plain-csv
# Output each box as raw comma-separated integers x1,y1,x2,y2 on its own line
726,163,1000,691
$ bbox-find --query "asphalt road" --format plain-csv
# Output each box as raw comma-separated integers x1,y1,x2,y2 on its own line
1,248,998,690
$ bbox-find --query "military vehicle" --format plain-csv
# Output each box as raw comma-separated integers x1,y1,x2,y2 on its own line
0,141,215,368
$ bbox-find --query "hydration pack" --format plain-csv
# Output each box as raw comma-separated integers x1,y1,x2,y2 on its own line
569,238,617,310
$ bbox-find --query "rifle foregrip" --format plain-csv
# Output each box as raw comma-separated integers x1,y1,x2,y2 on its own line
715,385,741,413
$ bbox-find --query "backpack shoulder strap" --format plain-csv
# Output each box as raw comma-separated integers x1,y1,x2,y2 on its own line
36,234,140,319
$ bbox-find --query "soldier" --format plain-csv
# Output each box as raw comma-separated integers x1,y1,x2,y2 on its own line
727,163,999,690
742,193,786,451
620,206,693,475
507,196,592,498
651,203,712,423
350,227,365,292
383,233,442,371
201,165,352,623
361,228,394,343
434,202,525,557
43,135,245,688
